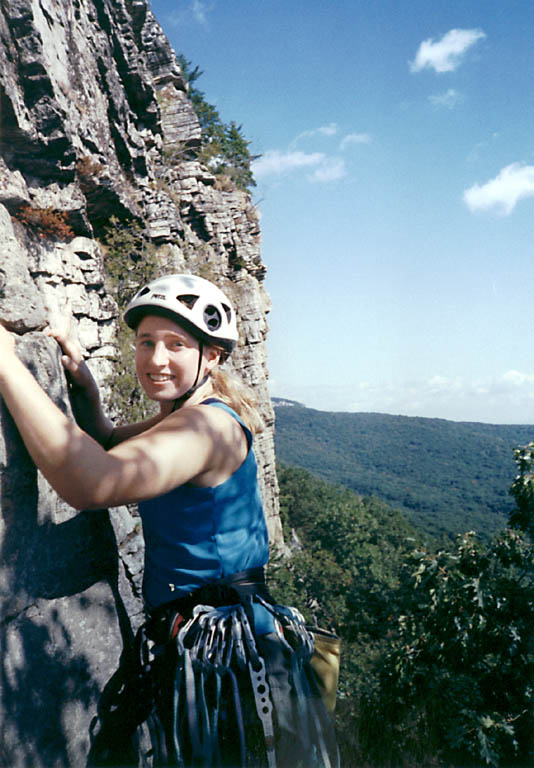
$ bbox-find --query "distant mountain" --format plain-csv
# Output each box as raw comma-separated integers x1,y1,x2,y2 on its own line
272,398,534,541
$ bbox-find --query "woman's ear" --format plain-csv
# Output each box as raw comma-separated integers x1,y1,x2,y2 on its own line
204,345,221,372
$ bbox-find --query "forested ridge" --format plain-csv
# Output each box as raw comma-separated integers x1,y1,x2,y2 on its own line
269,463,534,767
269,404,534,766
273,399,534,541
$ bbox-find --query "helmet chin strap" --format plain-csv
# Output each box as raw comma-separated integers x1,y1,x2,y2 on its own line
172,342,210,411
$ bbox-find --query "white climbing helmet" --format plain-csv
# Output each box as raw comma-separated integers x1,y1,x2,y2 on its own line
123,274,238,353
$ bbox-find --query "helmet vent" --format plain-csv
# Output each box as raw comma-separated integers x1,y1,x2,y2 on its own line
222,303,233,323
177,294,199,309
204,305,222,331
138,286,151,297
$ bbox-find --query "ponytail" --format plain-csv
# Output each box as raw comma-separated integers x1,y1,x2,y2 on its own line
209,367,264,435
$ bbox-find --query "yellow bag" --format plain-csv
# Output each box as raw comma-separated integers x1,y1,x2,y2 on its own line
309,627,341,714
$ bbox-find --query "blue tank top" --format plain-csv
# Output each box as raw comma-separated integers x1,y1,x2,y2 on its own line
138,399,270,613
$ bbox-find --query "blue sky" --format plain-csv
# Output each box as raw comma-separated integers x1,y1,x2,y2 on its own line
150,0,534,423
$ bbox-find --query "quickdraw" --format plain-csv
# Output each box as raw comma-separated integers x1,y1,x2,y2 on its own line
89,583,339,768
167,603,275,767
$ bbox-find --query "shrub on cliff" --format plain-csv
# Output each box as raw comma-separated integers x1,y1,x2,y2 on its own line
177,54,259,191
13,204,74,241
101,217,159,423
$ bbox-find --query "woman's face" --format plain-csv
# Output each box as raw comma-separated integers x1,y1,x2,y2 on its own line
135,314,217,402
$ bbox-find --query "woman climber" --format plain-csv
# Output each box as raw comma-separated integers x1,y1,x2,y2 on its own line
0,273,338,767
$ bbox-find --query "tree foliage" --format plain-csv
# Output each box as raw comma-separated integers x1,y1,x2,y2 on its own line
362,529,534,767
509,443,534,539
271,446,534,767
177,54,259,191
103,216,159,309
273,401,534,542
268,465,422,765
270,465,420,634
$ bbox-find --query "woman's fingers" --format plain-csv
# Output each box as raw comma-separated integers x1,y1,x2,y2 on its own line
61,354,78,373
46,327,84,364
46,327,94,392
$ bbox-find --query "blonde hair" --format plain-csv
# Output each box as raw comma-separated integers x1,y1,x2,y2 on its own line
209,367,264,435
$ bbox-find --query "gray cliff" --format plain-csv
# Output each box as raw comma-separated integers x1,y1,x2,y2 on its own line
0,0,280,764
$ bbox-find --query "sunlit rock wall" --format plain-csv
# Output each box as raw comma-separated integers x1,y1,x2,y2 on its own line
0,0,280,764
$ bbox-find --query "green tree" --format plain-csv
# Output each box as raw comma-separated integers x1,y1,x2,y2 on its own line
268,465,422,765
272,452,534,767
177,54,258,191
361,448,534,767
103,216,159,310
510,443,534,538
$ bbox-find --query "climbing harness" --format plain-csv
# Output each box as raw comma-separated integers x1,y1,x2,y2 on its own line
88,572,339,768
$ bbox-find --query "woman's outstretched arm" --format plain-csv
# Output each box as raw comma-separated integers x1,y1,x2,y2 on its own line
0,327,244,510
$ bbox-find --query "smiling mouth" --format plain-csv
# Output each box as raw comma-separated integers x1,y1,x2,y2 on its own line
147,374,174,382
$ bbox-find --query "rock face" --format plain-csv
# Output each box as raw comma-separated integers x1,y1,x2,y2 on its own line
0,1,280,764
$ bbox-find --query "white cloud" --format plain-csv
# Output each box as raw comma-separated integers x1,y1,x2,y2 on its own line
501,370,534,388
429,88,462,109
272,370,534,424
192,0,208,24
291,123,338,146
410,28,485,73
318,123,338,136
255,125,363,183
165,0,212,27
252,149,325,178
309,158,346,182
463,163,534,215
340,132,372,150
163,0,213,27
466,133,501,163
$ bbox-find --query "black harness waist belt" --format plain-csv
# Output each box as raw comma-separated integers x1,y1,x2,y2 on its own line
147,567,270,643
220,566,267,591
